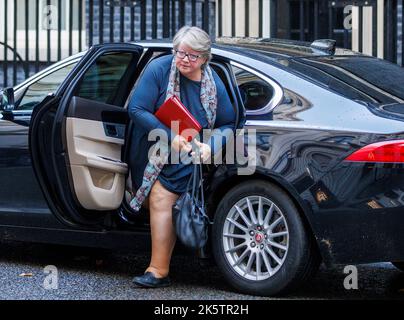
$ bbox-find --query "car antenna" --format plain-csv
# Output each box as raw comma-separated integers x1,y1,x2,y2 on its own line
310,39,337,55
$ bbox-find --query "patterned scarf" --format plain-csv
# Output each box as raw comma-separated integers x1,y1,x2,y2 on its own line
130,56,217,212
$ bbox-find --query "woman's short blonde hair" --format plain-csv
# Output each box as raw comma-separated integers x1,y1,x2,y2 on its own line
172,26,212,63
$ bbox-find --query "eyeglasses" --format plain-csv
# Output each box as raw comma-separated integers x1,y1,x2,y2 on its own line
173,49,202,62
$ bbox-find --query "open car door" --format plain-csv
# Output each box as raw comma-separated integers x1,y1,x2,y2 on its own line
30,43,145,228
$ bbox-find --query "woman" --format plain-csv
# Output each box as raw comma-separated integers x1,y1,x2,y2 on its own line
128,26,236,288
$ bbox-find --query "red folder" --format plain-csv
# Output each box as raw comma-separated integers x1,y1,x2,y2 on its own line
155,95,202,142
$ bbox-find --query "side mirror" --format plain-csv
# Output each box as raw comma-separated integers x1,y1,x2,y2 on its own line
0,87,15,111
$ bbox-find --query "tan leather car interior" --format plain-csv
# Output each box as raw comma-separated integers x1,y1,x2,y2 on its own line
66,117,127,210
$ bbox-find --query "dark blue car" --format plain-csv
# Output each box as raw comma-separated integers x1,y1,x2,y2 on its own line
1,38,404,296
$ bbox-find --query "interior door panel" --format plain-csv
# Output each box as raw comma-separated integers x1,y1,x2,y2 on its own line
66,96,128,210
27,45,145,227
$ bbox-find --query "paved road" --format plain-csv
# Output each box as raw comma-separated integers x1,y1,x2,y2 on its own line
0,239,403,300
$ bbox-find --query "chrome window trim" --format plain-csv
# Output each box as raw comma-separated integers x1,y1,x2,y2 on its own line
230,61,283,116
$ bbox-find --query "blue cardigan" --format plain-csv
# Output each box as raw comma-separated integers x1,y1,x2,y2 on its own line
128,54,236,195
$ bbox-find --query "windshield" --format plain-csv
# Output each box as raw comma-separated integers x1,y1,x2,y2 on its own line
282,56,404,105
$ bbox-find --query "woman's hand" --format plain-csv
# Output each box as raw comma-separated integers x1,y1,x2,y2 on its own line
191,139,211,163
171,134,192,153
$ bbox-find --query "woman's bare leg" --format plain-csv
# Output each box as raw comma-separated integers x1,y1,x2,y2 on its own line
145,180,179,278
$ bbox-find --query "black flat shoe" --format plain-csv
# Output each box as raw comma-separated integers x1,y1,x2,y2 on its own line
132,272,171,288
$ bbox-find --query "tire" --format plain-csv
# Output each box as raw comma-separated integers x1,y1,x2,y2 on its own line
212,180,321,296
391,262,404,271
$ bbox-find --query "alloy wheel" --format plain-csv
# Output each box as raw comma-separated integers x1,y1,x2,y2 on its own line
222,196,289,281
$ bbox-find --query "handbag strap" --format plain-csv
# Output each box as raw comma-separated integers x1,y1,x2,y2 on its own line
191,160,199,200
183,142,213,225
191,143,202,204
198,161,205,206
185,153,198,194
193,149,213,225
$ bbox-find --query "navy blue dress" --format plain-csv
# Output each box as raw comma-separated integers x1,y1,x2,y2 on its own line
128,54,236,195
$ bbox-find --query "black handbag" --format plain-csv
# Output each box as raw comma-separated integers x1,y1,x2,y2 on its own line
172,158,212,249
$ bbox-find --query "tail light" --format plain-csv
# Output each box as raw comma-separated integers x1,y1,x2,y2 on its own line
345,140,404,163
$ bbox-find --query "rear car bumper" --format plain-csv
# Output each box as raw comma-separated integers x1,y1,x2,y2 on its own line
304,162,404,265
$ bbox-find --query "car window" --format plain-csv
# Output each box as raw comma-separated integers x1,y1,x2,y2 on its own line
284,56,404,104
75,52,134,106
122,50,172,110
130,50,170,90
17,63,77,111
231,65,274,112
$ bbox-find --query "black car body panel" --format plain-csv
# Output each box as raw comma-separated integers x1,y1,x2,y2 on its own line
207,126,404,265
0,118,50,222
309,161,404,264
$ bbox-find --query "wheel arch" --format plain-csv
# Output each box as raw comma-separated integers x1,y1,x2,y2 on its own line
207,169,325,264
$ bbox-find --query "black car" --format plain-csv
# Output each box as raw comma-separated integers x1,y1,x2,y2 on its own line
1,38,404,296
